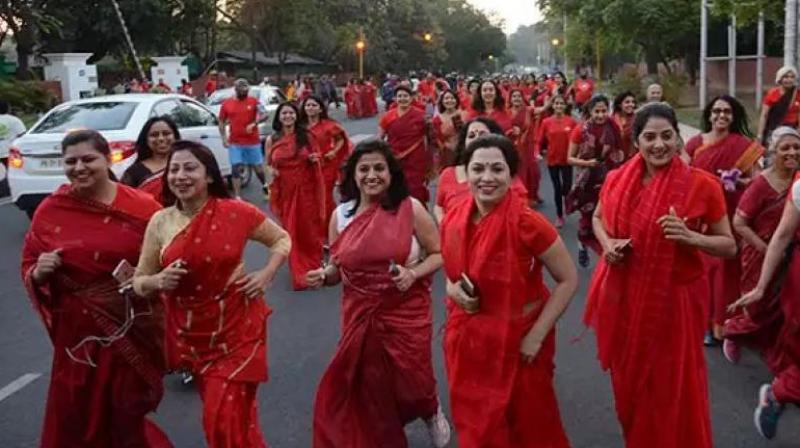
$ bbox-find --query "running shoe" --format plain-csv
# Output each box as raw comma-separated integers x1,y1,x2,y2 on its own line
425,406,451,448
181,371,194,386
578,247,589,268
555,217,565,229
723,338,741,364
754,383,783,440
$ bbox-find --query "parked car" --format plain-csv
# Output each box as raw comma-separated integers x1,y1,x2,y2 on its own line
8,93,231,218
206,85,286,139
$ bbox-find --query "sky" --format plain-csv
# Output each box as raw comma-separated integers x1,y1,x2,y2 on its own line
466,0,543,35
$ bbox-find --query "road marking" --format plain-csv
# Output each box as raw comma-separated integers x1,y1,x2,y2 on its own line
350,134,375,144
0,373,42,402
0,197,11,206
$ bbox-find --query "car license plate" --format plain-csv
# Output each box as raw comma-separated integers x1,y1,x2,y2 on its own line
38,157,64,171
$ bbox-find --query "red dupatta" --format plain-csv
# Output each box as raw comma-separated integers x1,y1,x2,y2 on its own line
160,198,271,382
21,184,165,393
381,107,431,202
584,154,692,420
314,199,438,447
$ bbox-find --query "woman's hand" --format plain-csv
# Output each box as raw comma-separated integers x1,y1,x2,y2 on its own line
511,126,522,137
157,261,189,291
585,158,600,168
520,332,545,364
308,152,321,164
236,267,276,299
728,287,765,312
392,266,417,292
324,150,337,161
446,279,479,314
33,249,63,283
602,238,631,265
658,207,697,245
305,267,327,289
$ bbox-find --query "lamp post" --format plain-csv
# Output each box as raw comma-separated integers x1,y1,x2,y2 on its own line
551,38,561,68
356,32,365,80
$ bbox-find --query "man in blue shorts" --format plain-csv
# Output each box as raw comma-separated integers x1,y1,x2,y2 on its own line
218,78,268,198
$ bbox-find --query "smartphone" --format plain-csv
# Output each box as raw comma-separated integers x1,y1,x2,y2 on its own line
618,238,633,253
388,259,400,276
112,259,136,284
459,273,476,297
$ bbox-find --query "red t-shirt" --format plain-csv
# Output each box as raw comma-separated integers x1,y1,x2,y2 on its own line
219,97,261,145
764,87,800,126
418,80,437,103
572,79,594,104
538,115,577,166
205,79,217,96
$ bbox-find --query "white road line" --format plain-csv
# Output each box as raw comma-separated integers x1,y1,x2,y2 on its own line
0,373,42,403
0,197,12,206
349,134,375,144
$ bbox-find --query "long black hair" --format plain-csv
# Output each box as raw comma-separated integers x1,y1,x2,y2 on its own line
450,116,505,167
134,116,181,162
272,102,310,148
471,79,505,113
612,91,637,116
701,95,753,137
437,89,460,114
339,138,409,217
161,140,231,206
298,95,330,124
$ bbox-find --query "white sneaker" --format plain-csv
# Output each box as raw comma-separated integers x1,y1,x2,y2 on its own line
425,406,451,448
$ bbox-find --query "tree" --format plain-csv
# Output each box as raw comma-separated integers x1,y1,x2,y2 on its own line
0,0,61,78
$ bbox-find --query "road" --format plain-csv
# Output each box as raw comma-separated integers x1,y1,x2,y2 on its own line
0,107,797,447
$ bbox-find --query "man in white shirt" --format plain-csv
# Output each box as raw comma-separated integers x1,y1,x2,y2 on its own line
0,101,27,161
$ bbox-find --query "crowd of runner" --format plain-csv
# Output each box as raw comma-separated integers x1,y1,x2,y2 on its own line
19,63,800,448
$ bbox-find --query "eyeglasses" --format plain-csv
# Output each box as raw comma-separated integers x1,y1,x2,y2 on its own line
711,108,733,115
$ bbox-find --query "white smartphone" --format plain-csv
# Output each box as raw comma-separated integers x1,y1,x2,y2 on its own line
112,259,136,284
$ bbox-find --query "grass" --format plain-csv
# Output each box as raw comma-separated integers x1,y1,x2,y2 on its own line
675,107,703,130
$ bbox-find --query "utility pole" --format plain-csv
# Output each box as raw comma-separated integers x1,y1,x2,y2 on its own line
786,0,799,67
699,0,708,109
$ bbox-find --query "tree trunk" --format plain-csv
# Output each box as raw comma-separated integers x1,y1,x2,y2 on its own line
644,46,660,75
786,0,798,67
15,24,36,80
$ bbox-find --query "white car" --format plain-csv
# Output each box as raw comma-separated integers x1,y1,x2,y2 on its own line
206,85,286,138
8,93,231,218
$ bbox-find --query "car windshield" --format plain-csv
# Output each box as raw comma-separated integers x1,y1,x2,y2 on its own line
33,102,138,133
207,88,262,106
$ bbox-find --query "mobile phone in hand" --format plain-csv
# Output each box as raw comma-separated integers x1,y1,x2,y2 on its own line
112,259,136,284
459,273,476,297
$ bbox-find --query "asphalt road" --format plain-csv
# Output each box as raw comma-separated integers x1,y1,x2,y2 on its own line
0,108,798,447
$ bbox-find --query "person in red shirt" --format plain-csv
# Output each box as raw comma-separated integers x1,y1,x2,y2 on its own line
417,72,438,105
179,78,193,97
758,66,800,145
205,70,219,98
537,95,577,227
218,78,268,198
570,69,594,112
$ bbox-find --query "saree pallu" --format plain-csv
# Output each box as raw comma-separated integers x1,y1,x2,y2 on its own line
585,155,713,448
724,176,787,367
21,185,170,448
432,113,462,170
687,133,765,327
313,199,438,448
139,170,165,204
510,106,541,201
309,119,352,225
613,114,635,160
441,193,569,448
565,121,624,253
161,198,271,448
269,134,326,289
381,108,432,203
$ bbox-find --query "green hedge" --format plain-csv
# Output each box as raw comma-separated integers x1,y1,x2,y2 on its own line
0,80,57,114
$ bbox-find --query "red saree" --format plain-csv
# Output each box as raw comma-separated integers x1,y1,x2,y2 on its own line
613,113,635,160
466,108,513,133
510,106,541,201
379,107,431,203
441,193,569,448
724,175,787,367
269,133,326,289
309,119,352,224
584,155,727,448
361,82,379,117
686,133,765,328
21,184,170,448
313,199,438,448
160,198,271,448
139,171,165,204
432,113,462,169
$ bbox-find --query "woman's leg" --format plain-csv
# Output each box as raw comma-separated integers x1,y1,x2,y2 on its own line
548,165,563,217
197,376,267,448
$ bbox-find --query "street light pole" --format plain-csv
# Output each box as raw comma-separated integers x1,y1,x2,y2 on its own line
356,28,365,80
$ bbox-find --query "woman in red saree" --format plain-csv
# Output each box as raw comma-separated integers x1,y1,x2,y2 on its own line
431,90,465,170
612,91,637,160
306,139,451,448
300,95,352,224
585,104,737,448
361,78,379,117
121,116,181,203
266,102,326,289
684,95,764,343
466,80,513,133
378,85,431,203
22,130,171,448
441,134,577,447
567,95,625,267
133,140,290,448
344,79,360,119
725,127,799,365
757,66,800,145
434,117,528,224
509,88,542,205
732,169,800,440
